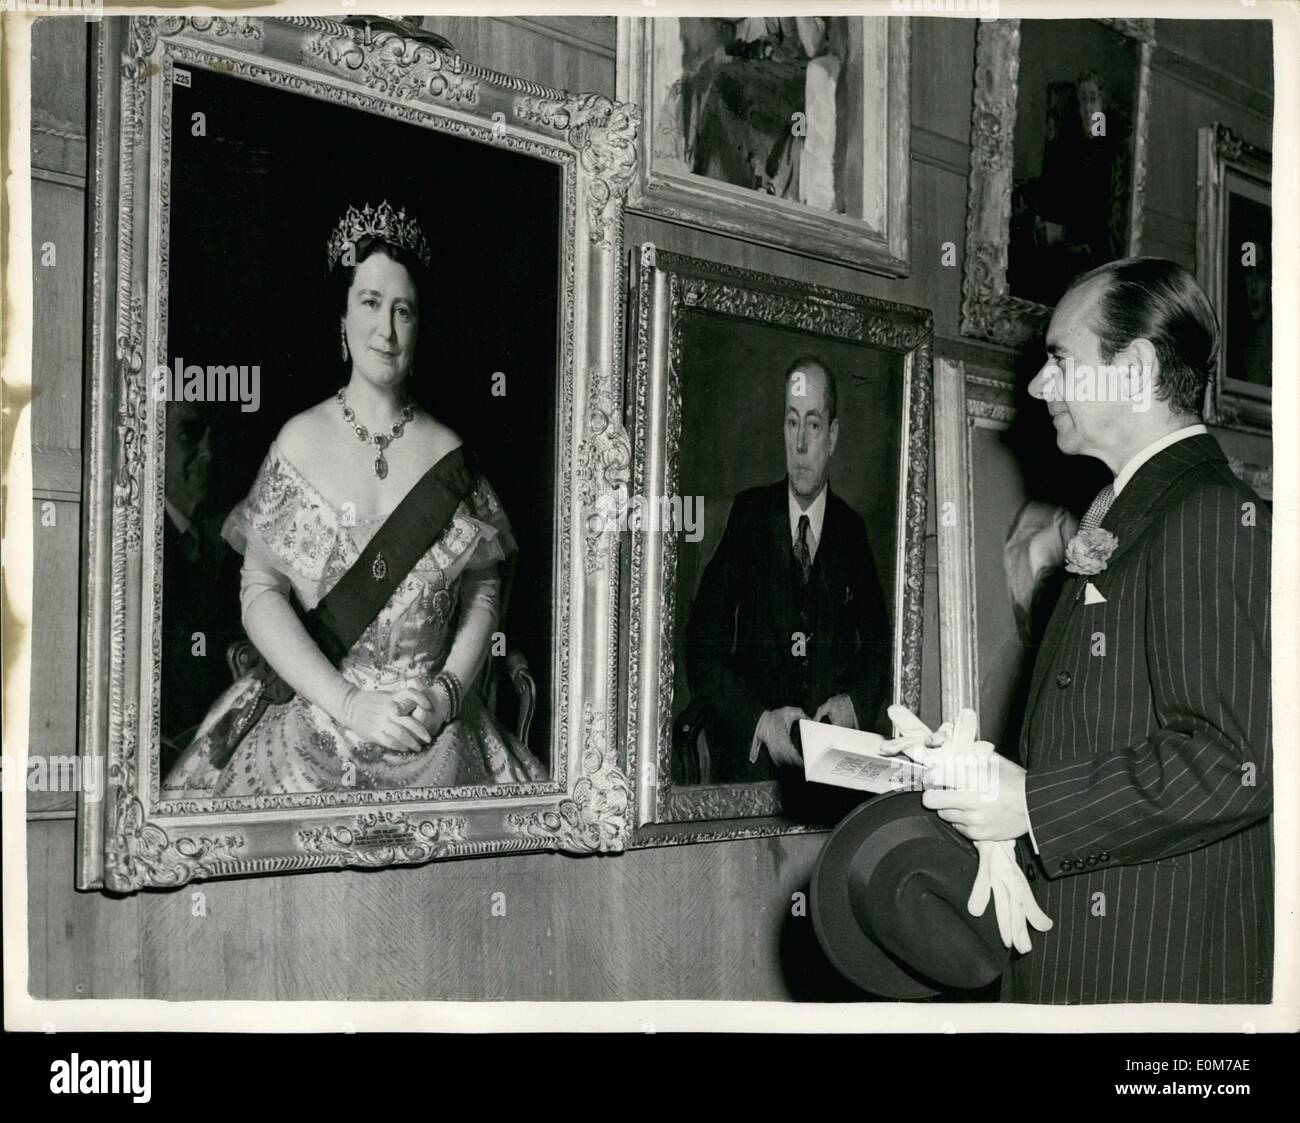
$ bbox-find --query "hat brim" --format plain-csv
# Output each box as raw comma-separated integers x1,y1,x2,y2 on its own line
812,792,977,1000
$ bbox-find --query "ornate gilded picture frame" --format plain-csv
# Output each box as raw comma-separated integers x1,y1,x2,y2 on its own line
961,18,1154,348
932,361,1065,748
617,16,911,275
1197,124,1272,434
77,15,638,891
624,248,931,844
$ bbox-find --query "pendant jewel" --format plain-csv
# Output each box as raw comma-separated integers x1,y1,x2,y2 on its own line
337,388,415,479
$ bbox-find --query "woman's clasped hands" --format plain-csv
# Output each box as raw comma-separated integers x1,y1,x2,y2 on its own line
336,683,450,753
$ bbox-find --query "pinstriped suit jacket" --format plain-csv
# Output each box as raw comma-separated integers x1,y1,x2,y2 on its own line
1006,434,1271,1003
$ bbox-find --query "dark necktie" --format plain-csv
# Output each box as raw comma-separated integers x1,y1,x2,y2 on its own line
796,514,812,585
1079,483,1116,533
175,520,202,565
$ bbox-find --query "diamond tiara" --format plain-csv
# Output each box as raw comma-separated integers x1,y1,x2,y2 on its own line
326,201,431,271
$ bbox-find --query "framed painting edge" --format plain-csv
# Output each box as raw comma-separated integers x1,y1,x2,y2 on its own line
616,15,911,277
960,17,1155,349
623,245,933,844
1197,122,1273,435
932,357,977,725
76,14,640,892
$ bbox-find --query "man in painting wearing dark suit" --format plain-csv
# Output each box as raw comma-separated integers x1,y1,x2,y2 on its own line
922,258,1271,1002
683,356,892,785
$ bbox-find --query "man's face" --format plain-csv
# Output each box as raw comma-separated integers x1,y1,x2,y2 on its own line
1245,268,1270,322
165,400,216,517
784,367,838,501
1028,277,1128,462
1077,78,1103,136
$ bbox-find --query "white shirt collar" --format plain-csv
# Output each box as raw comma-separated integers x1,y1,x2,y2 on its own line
1113,424,1208,495
789,482,828,559
164,497,192,536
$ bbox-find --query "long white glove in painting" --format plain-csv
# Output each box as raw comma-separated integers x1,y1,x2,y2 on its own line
881,705,1053,955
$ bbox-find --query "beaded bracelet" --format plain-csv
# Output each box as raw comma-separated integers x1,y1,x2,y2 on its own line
432,669,463,723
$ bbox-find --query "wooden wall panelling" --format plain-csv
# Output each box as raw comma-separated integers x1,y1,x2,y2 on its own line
26,498,80,818
422,15,616,96
27,17,88,823
1155,18,1274,106
1143,72,1273,261
30,16,88,154
30,16,88,458
912,16,978,143
27,821,143,1001
128,832,829,1001
30,180,86,458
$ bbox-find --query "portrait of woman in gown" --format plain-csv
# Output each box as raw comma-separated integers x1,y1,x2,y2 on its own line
164,201,546,797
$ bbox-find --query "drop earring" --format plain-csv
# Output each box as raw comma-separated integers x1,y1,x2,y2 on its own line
340,323,350,362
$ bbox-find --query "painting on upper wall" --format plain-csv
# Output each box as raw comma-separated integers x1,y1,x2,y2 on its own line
617,17,910,275
78,14,637,892
1198,124,1272,434
623,248,931,843
962,18,1154,348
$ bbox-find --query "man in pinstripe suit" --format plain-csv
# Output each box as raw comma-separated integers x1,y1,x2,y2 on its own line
924,257,1271,1002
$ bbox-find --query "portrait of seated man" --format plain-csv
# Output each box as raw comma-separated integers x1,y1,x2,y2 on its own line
1008,46,1137,307
681,356,892,786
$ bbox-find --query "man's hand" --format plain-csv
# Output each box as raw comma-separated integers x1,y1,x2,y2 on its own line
812,693,857,728
751,706,810,769
922,752,1031,842
880,705,1053,948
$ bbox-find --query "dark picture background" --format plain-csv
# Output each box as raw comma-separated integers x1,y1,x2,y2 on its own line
1224,188,1272,391
1008,19,1139,307
670,311,903,778
161,66,560,767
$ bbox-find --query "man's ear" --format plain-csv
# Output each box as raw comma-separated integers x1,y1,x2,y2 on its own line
829,417,839,456
1123,337,1158,404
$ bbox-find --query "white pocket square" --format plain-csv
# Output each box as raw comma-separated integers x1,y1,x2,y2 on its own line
1084,581,1107,605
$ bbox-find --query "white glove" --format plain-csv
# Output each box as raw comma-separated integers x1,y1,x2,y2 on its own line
882,704,1053,953
967,837,1054,954
881,703,954,762
886,705,995,790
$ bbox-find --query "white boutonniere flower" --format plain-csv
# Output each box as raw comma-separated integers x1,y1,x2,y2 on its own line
1064,527,1119,575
